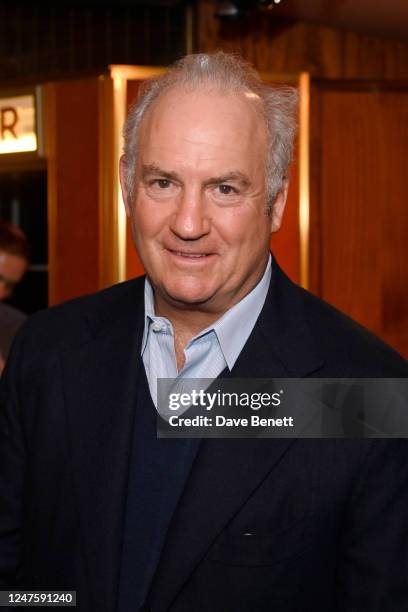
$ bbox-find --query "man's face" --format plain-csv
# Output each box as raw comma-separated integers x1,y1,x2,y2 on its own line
0,251,27,301
121,87,287,316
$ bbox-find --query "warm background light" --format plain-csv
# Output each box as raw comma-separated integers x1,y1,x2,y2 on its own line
0,95,37,154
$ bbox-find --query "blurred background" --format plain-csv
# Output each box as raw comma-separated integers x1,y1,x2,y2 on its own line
0,0,407,356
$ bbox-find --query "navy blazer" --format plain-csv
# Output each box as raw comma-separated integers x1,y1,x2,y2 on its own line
0,260,407,611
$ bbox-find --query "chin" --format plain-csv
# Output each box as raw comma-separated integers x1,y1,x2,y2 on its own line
167,290,213,306
163,281,215,307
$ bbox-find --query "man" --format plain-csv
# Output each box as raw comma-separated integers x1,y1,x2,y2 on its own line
0,221,29,372
0,52,407,612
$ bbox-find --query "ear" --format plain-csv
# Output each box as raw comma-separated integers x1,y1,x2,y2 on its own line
119,155,131,217
270,180,289,233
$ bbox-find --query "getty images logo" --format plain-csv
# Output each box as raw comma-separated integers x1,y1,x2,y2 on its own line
168,389,283,411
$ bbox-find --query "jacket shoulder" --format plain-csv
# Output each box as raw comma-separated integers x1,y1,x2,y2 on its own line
297,285,407,376
13,276,145,352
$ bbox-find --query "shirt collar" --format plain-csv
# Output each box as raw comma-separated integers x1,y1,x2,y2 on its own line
141,254,272,369
208,255,271,369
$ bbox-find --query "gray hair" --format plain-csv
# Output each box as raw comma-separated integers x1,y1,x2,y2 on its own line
123,51,298,205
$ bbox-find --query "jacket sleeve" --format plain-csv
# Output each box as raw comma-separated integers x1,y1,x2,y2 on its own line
0,329,26,587
335,438,408,611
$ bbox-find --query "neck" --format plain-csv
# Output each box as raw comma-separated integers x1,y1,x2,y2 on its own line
154,297,222,342
154,299,225,373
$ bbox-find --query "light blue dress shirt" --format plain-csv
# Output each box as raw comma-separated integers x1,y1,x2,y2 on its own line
141,255,272,408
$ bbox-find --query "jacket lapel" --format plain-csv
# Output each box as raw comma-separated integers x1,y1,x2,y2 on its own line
233,259,325,379
149,260,325,611
60,281,145,612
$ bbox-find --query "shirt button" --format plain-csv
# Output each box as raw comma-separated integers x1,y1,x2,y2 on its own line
151,321,163,333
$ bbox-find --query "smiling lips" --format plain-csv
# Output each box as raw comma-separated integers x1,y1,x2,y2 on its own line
167,249,213,260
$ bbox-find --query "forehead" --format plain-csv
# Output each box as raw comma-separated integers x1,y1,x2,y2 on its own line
137,86,267,170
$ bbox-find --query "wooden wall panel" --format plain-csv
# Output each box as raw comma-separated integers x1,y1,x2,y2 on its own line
0,2,186,83
381,93,408,334
270,145,300,283
47,78,100,305
197,0,408,80
197,2,408,356
97,76,117,289
126,79,147,280
309,83,408,357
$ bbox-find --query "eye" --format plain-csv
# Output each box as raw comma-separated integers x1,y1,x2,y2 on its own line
144,177,177,200
155,179,171,189
218,184,236,195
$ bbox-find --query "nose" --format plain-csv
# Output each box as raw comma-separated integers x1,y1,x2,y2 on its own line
169,187,210,240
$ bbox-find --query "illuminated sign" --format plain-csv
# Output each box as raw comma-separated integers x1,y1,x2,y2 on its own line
0,94,37,154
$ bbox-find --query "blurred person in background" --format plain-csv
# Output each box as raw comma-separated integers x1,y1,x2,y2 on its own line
0,220,29,372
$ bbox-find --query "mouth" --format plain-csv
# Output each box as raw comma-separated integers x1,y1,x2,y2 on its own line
166,249,214,261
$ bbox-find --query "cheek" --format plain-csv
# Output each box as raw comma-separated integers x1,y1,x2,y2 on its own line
217,209,269,249
133,201,167,240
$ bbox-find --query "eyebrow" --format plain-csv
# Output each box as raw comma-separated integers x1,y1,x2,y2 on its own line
141,164,251,188
141,164,181,182
203,172,251,189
